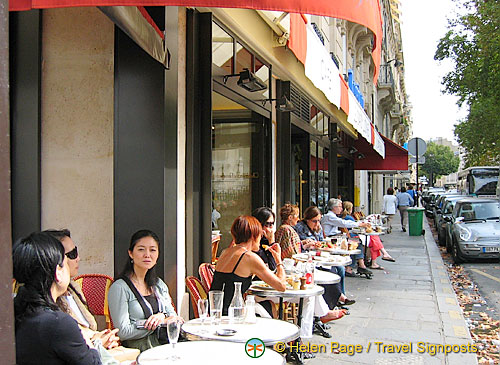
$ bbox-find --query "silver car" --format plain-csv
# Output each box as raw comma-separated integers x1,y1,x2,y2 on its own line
446,198,500,264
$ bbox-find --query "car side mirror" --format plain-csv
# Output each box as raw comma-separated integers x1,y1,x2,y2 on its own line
455,216,464,223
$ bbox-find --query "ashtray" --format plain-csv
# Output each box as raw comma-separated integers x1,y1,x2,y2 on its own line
216,328,237,336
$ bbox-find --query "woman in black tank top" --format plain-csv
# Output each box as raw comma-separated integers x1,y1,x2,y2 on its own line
210,216,287,315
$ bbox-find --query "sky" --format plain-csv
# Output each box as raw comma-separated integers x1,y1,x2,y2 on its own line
400,0,467,144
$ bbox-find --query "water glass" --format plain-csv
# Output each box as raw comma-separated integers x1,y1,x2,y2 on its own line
197,298,209,331
209,290,224,325
167,318,182,361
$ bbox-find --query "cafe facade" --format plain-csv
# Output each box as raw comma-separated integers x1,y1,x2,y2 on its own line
5,2,410,348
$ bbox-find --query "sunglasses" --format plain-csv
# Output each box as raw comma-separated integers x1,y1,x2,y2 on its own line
65,246,78,260
263,221,275,228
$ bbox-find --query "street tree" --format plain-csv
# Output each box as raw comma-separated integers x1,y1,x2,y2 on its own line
434,0,500,167
420,142,460,185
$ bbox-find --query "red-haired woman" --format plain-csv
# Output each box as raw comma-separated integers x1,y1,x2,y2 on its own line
210,216,286,315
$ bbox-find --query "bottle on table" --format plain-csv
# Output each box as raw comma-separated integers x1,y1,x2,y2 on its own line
244,295,257,324
228,282,245,323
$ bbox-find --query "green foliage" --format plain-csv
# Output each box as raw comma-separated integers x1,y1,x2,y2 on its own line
434,0,500,167
420,142,460,184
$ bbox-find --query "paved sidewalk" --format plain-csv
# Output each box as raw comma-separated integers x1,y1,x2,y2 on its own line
307,215,478,364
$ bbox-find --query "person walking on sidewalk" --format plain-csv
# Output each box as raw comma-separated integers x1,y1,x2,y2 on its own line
397,187,414,232
382,187,398,231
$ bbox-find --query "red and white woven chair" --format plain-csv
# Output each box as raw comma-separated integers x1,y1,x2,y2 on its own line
73,273,114,329
198,263,215,293
185,276,207,318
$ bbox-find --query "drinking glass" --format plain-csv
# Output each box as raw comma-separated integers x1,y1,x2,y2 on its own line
208,290,224,325
197,298,209,332
167,318,182,361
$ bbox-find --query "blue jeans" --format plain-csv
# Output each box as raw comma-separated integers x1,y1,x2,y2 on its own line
348,244,364,268
331,265,345,294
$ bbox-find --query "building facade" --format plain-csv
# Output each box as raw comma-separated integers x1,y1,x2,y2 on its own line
8,1,410,318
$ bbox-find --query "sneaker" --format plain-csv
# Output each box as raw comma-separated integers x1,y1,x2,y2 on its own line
358,267,372,275
345,271,356,277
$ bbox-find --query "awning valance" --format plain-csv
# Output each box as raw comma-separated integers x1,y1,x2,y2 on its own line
354,134,408,171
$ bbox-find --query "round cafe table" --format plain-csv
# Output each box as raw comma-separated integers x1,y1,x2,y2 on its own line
292,253,352,267
313,269,340,285
181,317,299,346
136,341,285,364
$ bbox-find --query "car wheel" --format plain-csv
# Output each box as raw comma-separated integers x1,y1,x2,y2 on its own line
437,230,444,246
445,235,452,253
451,239,464,264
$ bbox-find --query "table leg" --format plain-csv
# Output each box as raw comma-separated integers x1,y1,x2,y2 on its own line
296,298,304,327
278,297,284,320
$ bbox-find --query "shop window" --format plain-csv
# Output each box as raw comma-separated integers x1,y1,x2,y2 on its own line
235,42,253,74
310,140,318,207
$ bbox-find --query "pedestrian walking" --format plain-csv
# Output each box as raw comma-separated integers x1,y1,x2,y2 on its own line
397,186,414,232
382,187,398,231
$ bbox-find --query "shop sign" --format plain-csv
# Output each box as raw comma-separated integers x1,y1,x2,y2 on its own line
348,89,385,158
304,24,341,108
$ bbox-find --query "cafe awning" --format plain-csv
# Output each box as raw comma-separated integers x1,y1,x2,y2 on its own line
354,134,408,171
9,0,382,82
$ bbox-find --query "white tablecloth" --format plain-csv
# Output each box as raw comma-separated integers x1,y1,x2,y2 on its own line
137,341,285,364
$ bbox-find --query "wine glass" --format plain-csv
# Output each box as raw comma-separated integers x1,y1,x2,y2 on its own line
197,298,209,332
167,318,182,361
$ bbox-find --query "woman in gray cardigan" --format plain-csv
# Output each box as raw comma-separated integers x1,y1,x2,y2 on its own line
108,230,181,351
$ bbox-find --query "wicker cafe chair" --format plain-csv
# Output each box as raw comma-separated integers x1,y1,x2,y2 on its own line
198,263,215,293
185,276,208,318
73,273,114,329
211,236,220,264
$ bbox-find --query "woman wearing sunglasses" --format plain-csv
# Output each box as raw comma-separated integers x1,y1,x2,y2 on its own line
13,231,101,364
45,230,122,354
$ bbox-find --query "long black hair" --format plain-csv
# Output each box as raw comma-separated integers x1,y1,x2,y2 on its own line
13,232,66,323
118,229,160,290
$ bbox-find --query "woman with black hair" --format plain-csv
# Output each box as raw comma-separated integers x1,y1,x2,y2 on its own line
108,230,182,351
13,231,101,364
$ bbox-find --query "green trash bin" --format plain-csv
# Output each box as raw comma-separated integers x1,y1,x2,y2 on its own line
408,207,425,236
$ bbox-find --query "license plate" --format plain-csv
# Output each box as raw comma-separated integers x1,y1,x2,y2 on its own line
482,247,500,253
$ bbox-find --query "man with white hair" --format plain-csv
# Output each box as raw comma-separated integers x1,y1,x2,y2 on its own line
322,198,370,236
321,198,372,277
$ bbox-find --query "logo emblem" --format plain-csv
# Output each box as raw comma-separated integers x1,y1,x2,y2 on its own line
245,338,265,358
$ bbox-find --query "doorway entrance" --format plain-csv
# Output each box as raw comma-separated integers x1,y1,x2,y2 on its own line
211,92,270,249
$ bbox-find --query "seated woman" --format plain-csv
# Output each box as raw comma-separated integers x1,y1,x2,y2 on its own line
47,229,139,362
340,202,372,277
108,230,182,352
210,215,286,316
294,206,354,306
349,210,396,270
13,231,101,364
274,204,347,323
46,230,119,348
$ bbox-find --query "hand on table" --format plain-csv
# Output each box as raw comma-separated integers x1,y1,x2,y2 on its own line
92,328,120,349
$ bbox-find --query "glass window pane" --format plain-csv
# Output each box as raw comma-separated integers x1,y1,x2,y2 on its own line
310,140,317,206
235,42,253,74
212,23,234,73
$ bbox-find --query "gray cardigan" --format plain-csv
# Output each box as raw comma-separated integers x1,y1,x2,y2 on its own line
108,278,176,342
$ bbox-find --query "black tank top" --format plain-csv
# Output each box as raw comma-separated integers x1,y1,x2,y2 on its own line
210,251,252,315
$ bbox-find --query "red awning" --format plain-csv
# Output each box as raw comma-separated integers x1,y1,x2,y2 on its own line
9,1,382,84
354,134,408,171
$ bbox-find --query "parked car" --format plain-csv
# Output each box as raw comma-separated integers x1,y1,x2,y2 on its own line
433,193,464,228
425,190,445,218
444,198,500,264
435,195,468,246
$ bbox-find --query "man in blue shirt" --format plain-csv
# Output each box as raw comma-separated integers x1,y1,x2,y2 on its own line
407,184,417,206
397,186,414,232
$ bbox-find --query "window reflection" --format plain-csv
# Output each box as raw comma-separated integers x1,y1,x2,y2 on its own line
212,23,234,73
